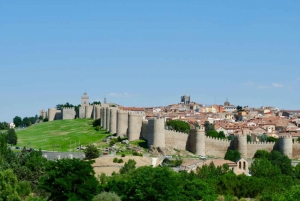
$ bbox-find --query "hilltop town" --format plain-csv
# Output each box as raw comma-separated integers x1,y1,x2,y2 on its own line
40,93,300,143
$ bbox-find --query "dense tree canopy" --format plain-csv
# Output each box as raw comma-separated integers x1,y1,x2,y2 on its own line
0,169,22,201
39,158,98,201
7,128,17,145
84,144,100,160
0,121,9,130
204,121,215,131
13,116,22,127
166,120,190,133
224,150,241,162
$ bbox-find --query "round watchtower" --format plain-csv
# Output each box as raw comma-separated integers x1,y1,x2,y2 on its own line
116,110,129,137
127,112,143,141
102,107,107,130
109,108,118,134
147,117,165,148
279,135,293,158
100,107,103,127
141,120,148,140
106,107,111,132
194,126,206,156
234,134,247,159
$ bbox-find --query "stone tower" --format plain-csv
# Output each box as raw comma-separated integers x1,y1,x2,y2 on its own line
147,117,165,148
117,110,129,137
181,94,190,105
234,134,247,159
109,107,118,134
279,135,293,158
102,107,107,130
194,126,206,156
81,92,89,106
127,112,143,141
106,107,111,132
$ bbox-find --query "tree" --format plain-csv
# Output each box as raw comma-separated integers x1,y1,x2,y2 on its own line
254,150,270,159
294,163,300,180
236,106,243,111
13,116,22,127
16,181,31,200
0,121,9,130
249,158,281,178
92,101,101,105
218,131,225,138
93,119,101,127
224,150,241,162
0,169,22,201
84,144,100,160
267,136,278,142
268,150,292,176
258,133,268,142
93,192,121,201
39,158,98,201
7,128,17,145
247,135,252,142
204,121,215,131
166,120,190,133
207,130,219,138
228,135,234,141
119,159,136,174
22,117,31,127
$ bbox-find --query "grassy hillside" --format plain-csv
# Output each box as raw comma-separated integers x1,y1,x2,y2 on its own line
17,119,110,152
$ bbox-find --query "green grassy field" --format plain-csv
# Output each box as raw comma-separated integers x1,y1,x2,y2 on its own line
17,119,110,152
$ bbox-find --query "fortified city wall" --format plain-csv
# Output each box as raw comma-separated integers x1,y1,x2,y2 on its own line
61,107,76,120
101,107,296,159
42,93,297,159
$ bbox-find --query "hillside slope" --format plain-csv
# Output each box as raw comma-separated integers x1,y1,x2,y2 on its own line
17,119,109,152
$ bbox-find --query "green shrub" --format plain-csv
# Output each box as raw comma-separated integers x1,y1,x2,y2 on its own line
121,154,125,157
118,159,123,163
113,158,118,163
92,119,101,127
93,191,121,201
95,126,101,131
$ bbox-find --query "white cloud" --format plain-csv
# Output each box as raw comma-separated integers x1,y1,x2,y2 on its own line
258,86,268,89
108,92,135,98
272,83,283,88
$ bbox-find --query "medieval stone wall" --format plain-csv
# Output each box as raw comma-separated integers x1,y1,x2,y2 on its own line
79,107,86,119
165,130,189,150
48,108,61,121
205,137,231,158
247,142,278,158
61,107,76,120
292,142,300,159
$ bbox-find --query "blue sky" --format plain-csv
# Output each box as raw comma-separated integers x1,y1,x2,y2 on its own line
0,1,299,122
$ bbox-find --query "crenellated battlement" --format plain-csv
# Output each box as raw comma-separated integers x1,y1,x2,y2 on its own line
117,109,129,114
128,111,144,115
247,141,276,145
62,107,75,110
279,135,293,139
206,136,230,142
195,126,205,131
164,129,188,136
